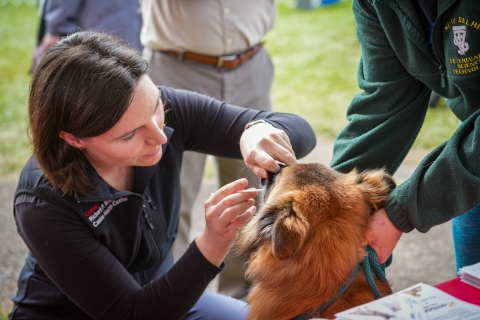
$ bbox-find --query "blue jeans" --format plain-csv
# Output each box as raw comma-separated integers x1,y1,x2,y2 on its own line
183,291,248,320
452,204,480,271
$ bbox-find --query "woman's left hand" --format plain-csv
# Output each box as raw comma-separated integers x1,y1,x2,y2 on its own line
195,178,258,267
240,122,297,178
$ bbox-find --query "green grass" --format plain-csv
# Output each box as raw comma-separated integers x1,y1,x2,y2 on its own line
0,2,37,174
266,1,457,148
0,307,7,320
0,0,458,178
267,1,361,137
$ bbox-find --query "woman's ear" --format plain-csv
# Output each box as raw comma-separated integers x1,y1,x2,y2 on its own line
59,130,85,149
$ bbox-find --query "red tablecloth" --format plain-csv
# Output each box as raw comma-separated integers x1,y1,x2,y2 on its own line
435,277,480,306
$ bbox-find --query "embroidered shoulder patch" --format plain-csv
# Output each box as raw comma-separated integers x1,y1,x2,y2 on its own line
445,16,480,76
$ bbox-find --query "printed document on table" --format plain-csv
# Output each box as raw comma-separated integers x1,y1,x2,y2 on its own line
459,262,480,290
335,283,480,320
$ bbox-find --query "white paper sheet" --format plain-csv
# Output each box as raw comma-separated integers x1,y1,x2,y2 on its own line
459,262,480,290
334,283,480,320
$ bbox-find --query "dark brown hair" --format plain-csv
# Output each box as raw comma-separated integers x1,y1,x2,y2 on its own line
29,31,149,195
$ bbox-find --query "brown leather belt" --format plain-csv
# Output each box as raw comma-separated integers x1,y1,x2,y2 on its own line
161,42,264,70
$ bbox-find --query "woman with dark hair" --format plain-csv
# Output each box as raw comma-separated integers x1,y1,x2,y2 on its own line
10,31,316,319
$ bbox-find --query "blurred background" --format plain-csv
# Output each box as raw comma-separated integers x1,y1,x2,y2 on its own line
0,0,458,318
0,0,458,176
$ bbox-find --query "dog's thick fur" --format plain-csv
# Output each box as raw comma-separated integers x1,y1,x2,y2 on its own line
236,163,395,320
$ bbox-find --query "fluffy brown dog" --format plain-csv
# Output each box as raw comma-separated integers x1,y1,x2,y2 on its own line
236,163,396,320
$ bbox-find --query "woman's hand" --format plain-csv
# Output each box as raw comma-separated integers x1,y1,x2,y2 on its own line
240,122,297,178
195,178,258,267
366,208,403,264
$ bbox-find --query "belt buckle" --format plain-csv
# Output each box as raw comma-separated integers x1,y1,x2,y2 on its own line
216,54,237,68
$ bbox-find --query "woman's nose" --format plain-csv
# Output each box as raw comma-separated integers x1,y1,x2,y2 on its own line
146,122,167,145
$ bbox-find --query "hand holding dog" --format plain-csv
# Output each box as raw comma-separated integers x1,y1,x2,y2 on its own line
240,123,297,178
195,178,257,267
366,208,403,263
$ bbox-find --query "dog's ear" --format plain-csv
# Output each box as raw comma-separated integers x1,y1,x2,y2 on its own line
354,169,396,213
271,204,309,260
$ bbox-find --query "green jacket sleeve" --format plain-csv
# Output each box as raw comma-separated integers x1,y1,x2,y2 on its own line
331,0,480,233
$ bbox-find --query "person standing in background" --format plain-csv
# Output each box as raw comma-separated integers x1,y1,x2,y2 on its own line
32,0,143,72
140,0,276,299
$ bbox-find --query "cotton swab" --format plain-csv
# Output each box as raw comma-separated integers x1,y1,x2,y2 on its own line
210,188,264,195
236,188,265,193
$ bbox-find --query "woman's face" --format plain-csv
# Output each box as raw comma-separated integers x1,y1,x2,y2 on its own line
77,75,167,169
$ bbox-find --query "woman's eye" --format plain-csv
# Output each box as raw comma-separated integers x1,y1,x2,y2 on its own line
123,132,136,141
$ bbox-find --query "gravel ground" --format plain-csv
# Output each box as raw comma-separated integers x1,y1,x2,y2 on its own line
0,138,456,312
0,174,28,312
